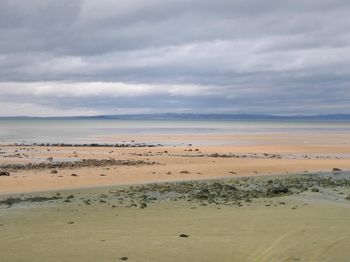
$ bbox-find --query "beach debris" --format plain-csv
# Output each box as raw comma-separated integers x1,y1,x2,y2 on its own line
332,168,343,172
0,171,10,176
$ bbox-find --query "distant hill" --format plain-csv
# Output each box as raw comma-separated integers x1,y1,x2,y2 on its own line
1,114,350,121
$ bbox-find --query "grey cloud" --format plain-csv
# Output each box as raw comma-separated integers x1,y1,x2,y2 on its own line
0,0,349,116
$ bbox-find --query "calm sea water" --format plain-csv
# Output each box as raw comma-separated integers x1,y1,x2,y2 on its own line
0,119,349,144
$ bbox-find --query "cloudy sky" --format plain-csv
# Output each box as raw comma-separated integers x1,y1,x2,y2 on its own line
1,0,350,116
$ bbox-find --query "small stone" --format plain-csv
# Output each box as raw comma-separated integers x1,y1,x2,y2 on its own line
51,169,58,174
332,168,342,172
71,174,78,177
119,257,128,261
179,234,189,238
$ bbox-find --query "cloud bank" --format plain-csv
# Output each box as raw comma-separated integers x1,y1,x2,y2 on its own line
0,0,349,116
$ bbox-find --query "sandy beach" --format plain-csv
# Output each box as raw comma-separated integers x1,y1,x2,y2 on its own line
1,132,350,261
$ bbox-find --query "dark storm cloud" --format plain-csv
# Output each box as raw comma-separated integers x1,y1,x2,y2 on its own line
0,0,349,116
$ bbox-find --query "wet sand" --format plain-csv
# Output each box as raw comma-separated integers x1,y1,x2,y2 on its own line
0,132,350,194
0,174,350,262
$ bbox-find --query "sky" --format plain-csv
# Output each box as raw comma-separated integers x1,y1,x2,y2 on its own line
0,0,350,116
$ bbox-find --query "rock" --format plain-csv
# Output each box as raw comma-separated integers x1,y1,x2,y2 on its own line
268,186,289,195
180,170,190,174
346,195,350,201
0,171,10,176
119,257,128,261
51,169,58,174
311,188,319,192
179,234,189,238
332,168,342,172
47,157,53,161
71,173,78,177
140,202,147,209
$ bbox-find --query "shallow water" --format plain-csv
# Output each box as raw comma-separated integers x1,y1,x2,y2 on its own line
0,119,349,144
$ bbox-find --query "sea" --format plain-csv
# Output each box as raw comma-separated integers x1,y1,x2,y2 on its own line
0,119,349,145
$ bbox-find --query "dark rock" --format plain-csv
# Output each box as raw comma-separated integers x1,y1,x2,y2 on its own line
311,188,319,192
0,171,10,176
119,257,128,261
179,234,189,238
71,174,78,177
50,169,58,174
268,186,289,195
0,197,22,206
332,168,342,172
